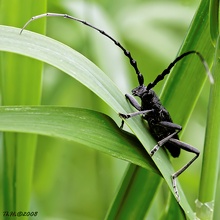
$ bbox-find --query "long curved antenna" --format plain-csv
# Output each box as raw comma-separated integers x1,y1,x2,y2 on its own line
146,51,214,90
20,13,144,86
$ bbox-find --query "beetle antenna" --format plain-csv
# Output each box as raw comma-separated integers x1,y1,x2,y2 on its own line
20,12,144,86
146,51,214,90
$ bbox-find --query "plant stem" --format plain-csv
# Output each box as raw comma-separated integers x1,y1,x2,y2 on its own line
197,35,220,220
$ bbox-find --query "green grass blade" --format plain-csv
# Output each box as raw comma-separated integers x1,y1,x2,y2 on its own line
161,0,214,126
196,36,220,220
159,194,186,220
0,25,125,113
0,0,46,217
0,106,158,174
105,165,161,220
209,0,219,46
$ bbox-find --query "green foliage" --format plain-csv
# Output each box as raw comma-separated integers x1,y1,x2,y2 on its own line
0,0,219,219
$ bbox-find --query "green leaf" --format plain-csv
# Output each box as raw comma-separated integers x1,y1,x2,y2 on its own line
209,0,219,46
196,35,220,220
105,165,161,220
161,0,214,126
0,1,46,216
0,106,158,174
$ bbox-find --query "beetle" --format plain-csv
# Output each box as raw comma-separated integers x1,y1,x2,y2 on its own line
118,50,213,202
20,13,213,202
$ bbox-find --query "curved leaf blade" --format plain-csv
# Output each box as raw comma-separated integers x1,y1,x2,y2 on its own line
0,106,158,174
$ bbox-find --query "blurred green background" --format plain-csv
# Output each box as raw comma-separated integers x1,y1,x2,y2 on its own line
1,0,219,219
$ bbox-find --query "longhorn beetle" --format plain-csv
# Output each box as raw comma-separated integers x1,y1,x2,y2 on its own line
20,13,214,202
